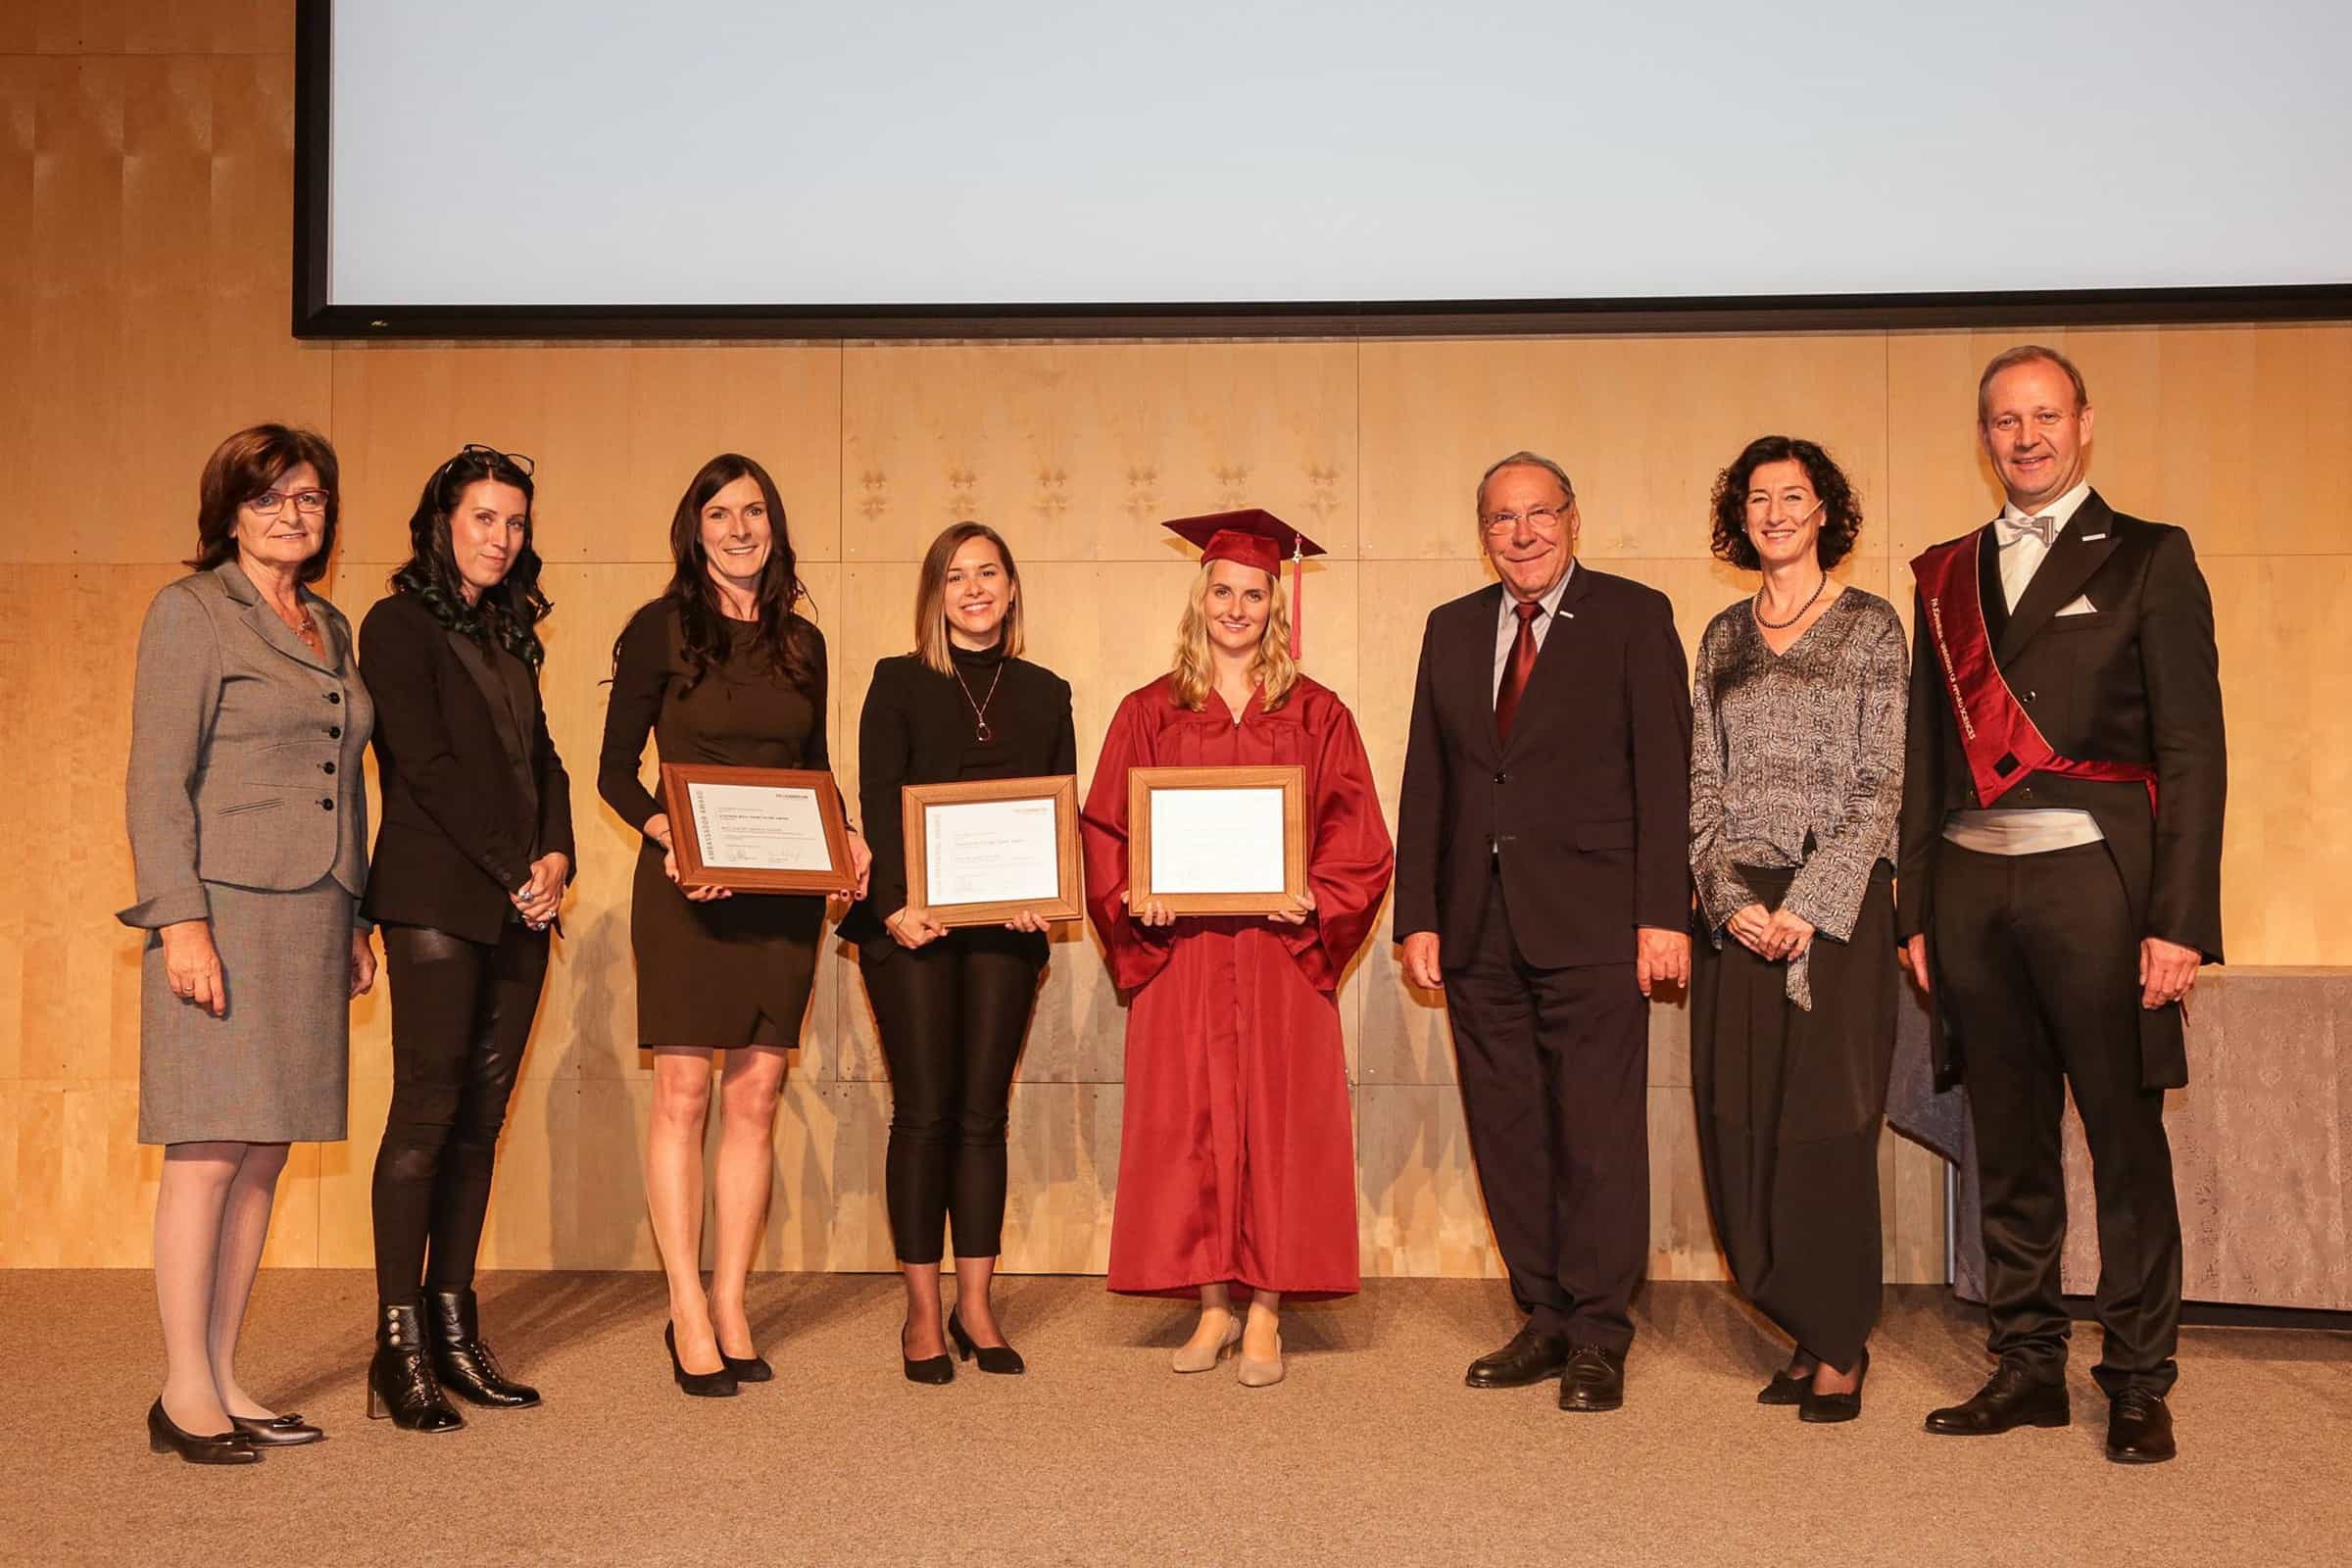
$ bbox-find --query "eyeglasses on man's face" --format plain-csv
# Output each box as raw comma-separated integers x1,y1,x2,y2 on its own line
244,489,329,516
1480,504,1572,535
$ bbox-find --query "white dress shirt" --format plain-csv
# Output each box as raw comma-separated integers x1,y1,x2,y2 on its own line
1942,478,2105,856
1492,563,1576,702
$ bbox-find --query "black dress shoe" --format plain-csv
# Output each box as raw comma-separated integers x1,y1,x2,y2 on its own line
148,1398,261,1465
1465,1325,1572,1389
1924,1363,2069,1435
721,1351,774,1383
425,1287,541,1408
1799,1347,1868,1425
903,1318,955,1386
1757,1361,1814,1405
368,1301,466,1431
665,1322,740,1398
1558,1344,1627,1412
228,1412,323,1446
2105,1389,2177,1464
948,1309,1026,1375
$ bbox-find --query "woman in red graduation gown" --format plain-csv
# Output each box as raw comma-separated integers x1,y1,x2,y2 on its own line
1081,511,1393,1388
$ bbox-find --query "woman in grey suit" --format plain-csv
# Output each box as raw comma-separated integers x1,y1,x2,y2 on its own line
120,424,378,1464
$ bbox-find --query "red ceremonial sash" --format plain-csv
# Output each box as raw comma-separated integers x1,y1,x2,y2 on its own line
1910,530,2158,814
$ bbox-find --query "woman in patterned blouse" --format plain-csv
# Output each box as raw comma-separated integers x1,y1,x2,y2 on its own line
1688,435,1908,1424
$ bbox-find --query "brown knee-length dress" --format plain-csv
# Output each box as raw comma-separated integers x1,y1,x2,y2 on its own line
599,600,832,1049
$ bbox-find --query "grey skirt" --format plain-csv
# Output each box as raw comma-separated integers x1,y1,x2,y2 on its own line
138,876,354,1145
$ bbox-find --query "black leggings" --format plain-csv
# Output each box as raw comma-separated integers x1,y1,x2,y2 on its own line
371,922,549,1304
858,929,1043,1265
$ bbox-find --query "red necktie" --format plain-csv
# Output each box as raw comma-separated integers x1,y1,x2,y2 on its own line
1494,600,1542,742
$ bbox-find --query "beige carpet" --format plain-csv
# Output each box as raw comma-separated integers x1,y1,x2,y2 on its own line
5,1271,2347,1567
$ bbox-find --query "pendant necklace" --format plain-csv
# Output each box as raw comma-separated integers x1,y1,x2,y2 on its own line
953,661,1005,743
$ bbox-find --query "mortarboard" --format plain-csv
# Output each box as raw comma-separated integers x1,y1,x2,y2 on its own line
1160,509,1326,660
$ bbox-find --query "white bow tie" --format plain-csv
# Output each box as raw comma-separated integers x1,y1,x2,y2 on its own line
1995,514,2059,549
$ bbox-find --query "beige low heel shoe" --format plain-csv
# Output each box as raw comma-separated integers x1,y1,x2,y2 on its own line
1237,1335,1285,1388
1171,1317,1242,1374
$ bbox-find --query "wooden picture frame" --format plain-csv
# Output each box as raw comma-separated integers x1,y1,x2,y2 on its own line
1126,764,1307,915
902,774,1083,927
659,763,855,895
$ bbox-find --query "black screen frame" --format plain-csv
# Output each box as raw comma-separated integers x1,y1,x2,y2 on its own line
292,1,2352,342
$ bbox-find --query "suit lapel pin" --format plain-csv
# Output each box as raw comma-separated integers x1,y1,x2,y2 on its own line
2079,532,2107,542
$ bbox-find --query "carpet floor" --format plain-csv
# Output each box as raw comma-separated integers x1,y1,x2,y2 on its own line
4,1271,2347,1567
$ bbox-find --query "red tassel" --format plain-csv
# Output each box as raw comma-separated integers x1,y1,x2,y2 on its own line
1289,547,1303,662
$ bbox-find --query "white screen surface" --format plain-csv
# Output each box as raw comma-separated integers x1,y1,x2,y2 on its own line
325,0,2352,309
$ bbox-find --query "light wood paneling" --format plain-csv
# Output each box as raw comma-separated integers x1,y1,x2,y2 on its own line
841,342,1357,563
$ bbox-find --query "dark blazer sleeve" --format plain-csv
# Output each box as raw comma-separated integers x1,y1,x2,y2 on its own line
802,620,834,777
1050,674,1077,775
1393,609,1446,941
361,598,534,895
1626,589,1693,931
1895,586,1945,942
2138,528,2226,960
597,603,670,835
858,659,913,919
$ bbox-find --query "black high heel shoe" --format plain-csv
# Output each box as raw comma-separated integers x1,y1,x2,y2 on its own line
1799,1347,1869,1424
665,1323,740,1397
148,1398,261,1465
228,1411,323,1446
721,1350,774,1383
948,1309,1026,1376
902,1318,955,1386
426,1287,540,1408
367,1301,465,1432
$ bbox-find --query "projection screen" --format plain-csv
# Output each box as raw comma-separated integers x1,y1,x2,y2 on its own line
294,0,2352,337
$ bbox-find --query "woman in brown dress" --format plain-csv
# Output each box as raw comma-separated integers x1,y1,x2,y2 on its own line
599,453,869,1397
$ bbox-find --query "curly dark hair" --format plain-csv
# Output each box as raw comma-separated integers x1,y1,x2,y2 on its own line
1707,435,1862,571
389,445,552,668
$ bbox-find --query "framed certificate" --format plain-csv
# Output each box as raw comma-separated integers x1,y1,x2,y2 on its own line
659,764,855,895
902,774,1082,927
1126,764,1307,915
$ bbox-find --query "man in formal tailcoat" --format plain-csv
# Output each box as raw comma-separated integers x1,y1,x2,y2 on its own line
1396,450,1692,1411
1900,345,2226,1464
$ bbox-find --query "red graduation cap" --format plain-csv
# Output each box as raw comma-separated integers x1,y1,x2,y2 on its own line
1160,509,1327,660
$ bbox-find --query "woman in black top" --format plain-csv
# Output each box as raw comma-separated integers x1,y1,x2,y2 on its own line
599,453,870,1397
840,521,1075,1381
360,444,571,1431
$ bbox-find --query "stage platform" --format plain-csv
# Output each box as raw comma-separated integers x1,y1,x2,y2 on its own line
6,1272,2347,1566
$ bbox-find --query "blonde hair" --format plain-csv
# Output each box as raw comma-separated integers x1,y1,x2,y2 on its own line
1170,561,1298,712
914,521,1025,676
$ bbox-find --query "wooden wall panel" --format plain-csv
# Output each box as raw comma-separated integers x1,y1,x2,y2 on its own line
10,0,2341,1284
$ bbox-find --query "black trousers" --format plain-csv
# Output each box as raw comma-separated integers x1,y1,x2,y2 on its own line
1446,871,1650,1352
1690,866,1897,1373
1933,842,2180,1396
371,922,549,1304
858,929,1044,1266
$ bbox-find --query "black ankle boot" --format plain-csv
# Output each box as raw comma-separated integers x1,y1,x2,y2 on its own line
425,1287,541,1408
368,1300,465,1432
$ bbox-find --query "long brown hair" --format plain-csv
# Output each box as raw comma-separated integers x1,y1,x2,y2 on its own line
1169,562,1298,712
913,521,1026,675
648,453,817,692
188,424,342,585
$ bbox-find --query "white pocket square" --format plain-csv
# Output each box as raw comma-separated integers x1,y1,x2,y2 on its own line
2056,595,2098,616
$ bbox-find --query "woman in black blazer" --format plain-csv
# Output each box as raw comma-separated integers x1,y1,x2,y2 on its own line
359,445,572,1431
840,521,1074,1381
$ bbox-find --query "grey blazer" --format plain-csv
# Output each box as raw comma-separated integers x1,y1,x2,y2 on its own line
119,561,376,930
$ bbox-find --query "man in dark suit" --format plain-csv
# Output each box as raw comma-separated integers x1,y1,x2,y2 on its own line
1396,450,1692,1411
1899,345,2226,1464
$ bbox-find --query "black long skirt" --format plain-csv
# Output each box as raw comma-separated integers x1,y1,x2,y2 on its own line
1690,863,1897,1372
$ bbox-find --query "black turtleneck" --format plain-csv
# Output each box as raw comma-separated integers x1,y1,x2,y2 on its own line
838,637,1077,943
